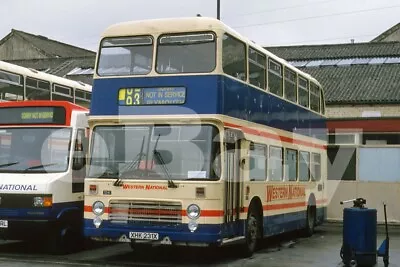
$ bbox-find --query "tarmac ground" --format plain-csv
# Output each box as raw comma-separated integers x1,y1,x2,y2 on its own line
0,223,398,267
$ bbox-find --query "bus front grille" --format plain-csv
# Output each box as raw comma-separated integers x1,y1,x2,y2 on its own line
109,200,182,225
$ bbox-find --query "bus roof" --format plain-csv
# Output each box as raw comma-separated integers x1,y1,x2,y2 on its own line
100,17,319,85
0,60,92,92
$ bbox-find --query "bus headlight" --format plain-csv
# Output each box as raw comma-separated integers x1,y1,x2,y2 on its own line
93,216,102,228
188,220,198,232
187,204,200,219
33,196,52,207
92,201,105,216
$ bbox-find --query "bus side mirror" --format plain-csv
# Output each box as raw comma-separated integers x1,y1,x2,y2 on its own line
72,151,85,170
72,130,88,171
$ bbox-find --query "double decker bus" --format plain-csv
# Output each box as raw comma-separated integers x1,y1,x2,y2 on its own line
84,17,327,256
0,60,92,107
0,100,89,253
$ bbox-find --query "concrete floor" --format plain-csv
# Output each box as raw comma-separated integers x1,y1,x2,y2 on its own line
0,223,398,267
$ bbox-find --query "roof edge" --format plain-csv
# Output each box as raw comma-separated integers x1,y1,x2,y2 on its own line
264,40,400,50
327,100,400,105
371,22,400,42
12,29,96,56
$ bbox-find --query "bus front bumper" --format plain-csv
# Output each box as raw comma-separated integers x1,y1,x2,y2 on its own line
0,219,57,240
84,219,225,247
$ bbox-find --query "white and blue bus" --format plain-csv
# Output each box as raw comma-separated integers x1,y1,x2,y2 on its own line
84,17,327,257
0,60,92,253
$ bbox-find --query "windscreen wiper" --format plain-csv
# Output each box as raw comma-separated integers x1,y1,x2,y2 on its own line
0,161,19,168
152,134,177,189
115,136,146,186
23,163,58,172
91,168,119,179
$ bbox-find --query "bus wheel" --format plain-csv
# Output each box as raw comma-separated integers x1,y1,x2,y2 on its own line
242,208,259,257
303,205,316,237
48,223,81,255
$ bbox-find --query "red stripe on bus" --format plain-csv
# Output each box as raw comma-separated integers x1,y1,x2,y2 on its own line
84,206,224,217
263,201,307,211
200,210,225,217
85,200,327,217
223,122,326,150
84,205,110,213
242,201,307,213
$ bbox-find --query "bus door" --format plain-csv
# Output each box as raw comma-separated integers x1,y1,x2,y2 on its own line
224,129,243,234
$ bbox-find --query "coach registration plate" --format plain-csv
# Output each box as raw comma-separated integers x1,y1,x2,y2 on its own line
0,220,8,228
129,232,159,240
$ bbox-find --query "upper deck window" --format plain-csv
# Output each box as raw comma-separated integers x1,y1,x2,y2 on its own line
0,69,23,101
284,68,297,103
310,82,321,113
268,59,283,97
248,47,266,89
156,32,216,74
26,77,50,100
298,76,309,108
97,36,153,76
222,34,246,81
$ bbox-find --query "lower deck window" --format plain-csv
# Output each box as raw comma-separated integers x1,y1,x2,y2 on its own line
269,146,283,181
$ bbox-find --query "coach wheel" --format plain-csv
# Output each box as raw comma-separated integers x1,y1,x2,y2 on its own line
242,208,259,257
48,222,82,255
304,205,316,237
47,224,69,254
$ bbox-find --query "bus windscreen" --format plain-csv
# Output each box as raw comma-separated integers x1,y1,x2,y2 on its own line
0,106,66,125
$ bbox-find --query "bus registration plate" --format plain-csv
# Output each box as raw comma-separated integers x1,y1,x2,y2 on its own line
129,232,159,240
0,220,8,228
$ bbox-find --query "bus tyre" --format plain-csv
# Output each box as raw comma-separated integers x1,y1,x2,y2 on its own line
242,209,260,257
48,223,81,255
304,205,316,237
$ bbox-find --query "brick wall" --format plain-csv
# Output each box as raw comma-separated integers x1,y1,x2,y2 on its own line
326,104,400,118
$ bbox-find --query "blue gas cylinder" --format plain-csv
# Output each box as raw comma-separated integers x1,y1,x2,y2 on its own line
343,207,377,266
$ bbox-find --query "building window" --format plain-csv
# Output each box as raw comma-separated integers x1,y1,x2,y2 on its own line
359,147,400,182
328,133,357,145
327,146,356,181
362,133,400,145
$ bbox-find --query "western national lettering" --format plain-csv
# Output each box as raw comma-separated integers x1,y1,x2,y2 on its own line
266,185,306,202
0,184,38,191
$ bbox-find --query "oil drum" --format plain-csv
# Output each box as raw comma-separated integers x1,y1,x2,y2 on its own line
342,207,377,266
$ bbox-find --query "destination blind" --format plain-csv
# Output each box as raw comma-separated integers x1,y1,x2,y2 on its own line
0,106,66,125
118,87,186,106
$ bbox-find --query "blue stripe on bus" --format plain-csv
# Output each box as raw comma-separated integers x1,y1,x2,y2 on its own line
90,75,326,140
84,207,326,244
0,201,83,220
